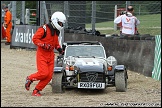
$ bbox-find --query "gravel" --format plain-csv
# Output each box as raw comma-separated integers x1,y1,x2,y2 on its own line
1,42,161,107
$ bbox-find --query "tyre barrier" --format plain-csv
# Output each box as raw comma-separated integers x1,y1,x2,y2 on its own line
106,35,155,41
65,29,156,41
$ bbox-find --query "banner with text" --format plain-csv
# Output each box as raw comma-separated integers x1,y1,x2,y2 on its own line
11,25,39,49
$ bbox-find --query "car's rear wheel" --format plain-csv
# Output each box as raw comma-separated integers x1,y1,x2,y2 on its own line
115,70,127,92
52,72,65,93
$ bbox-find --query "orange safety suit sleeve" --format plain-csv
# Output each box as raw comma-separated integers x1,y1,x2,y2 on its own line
32,25,61,50
32,27,46,46
4,11,12,26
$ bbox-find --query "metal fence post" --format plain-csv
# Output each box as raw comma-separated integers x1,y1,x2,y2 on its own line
91,1,96,34
7,2,11,10
40,1,44,25
62,1,69,45
114,5,118,31
21,1,25,24
114,5,117,31
126,1,131,10
36,1,40,26
11,1,16,27
64,1,69,28
43,1,49,24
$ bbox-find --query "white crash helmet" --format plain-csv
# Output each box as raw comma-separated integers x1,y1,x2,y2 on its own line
51,11,66,31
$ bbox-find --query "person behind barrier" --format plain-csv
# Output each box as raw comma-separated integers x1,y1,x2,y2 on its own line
114,6,140,36
1,4,6,40
25,11,66,96
3,5,12,45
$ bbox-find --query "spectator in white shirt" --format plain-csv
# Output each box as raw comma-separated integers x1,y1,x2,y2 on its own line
114,6,140,36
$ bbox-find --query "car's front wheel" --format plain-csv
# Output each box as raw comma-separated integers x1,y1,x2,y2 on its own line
115,70,127,92
52,72,65,93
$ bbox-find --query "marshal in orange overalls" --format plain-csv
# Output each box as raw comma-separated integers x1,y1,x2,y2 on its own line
4,9,12,43
28,24,62,91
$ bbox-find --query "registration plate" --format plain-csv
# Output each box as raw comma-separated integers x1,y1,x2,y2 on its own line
78,82,105,89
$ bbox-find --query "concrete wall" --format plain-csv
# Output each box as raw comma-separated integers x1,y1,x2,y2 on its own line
64,33,155,77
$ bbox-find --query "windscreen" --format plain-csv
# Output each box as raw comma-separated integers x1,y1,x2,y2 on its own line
65,45,106,58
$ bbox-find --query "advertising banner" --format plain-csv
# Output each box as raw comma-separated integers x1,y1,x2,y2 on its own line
11,25,64,50
11,25,39,49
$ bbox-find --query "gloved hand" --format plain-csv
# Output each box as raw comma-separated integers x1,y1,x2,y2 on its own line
60,50,64,55
57,47,64,55
3,23,7,28
37,43,54,51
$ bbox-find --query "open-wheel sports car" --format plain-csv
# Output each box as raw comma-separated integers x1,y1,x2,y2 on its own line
51,41,128,93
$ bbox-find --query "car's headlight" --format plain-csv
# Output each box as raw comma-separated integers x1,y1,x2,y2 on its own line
66,56,76,66
107,56,117,66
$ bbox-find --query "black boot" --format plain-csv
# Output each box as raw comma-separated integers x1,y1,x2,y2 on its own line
5,42,10,45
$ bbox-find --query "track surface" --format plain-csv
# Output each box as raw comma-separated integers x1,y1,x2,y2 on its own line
1,42,161,107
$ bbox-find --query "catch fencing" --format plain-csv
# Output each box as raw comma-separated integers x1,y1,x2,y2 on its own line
1,1,161,35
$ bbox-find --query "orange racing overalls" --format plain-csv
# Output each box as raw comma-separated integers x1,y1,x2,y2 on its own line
28,24,62,91
4,10,12,42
